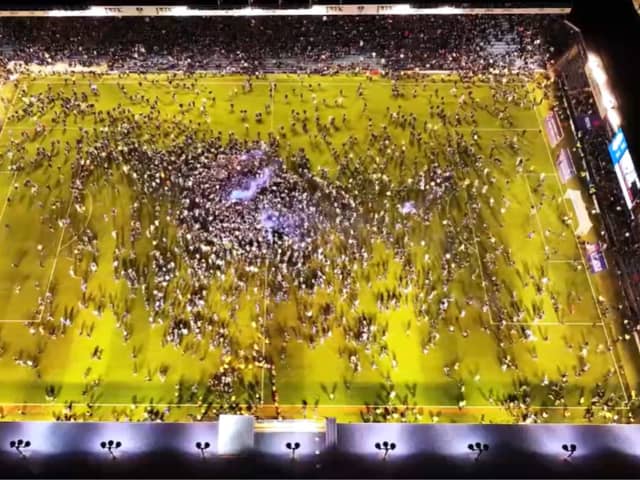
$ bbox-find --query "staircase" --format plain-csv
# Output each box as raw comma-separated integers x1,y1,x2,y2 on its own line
485,18,521,67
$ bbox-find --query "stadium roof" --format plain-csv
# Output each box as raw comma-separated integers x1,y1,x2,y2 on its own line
0,0,573,10
571,0,640,167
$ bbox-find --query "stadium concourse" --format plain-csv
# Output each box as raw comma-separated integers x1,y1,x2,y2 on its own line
0,3,639,475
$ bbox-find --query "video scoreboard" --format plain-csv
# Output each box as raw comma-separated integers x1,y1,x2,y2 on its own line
608,128,639,211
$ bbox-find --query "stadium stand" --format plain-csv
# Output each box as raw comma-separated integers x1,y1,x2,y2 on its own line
553,31,640,327
0,15,564,72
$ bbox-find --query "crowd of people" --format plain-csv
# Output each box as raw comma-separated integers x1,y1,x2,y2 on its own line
0,13,635,424
0,14,571,74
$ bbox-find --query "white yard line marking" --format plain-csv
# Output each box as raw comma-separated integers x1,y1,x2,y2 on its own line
522,173,549,253
457,127,540,132
0,83,21,225
0,84,26,323
3,125,84,132
466,202,494,325
533,104,629,404
0,401,626,411
37,199,73,324
260,261,269,407
259,89,277,406
0,82,20,136
29,78,532,88
2,124,541,134
500,321,603,326
0,172,16,227
60,191,93,251
525,172,560,177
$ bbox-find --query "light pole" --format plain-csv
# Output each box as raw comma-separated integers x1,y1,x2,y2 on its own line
100,440,122,460
374,441,396,460
195,441,210,459
285,442,301,460
468,442,489,461
562,443,577,460
9,439,30,458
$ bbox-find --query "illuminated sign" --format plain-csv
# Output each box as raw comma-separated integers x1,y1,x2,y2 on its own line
609,128,639,210
609,128,628,165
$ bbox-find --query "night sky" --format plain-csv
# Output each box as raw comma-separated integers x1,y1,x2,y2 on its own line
570,0,640,163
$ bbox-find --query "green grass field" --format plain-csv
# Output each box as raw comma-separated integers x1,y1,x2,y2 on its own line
0,72,636,424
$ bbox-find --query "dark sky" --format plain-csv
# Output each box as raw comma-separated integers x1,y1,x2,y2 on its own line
570,0,640,161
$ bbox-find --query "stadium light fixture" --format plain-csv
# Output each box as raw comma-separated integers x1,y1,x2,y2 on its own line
586,56,608,89
427,6,464,14
591,67,607,85
238,7,262,16
87,6,110,16
48,10,73,17
100,439,122,460
171,6,190,16
374,441,396,460
587,52,602,70
468,442,489,461
608,109,621,130
586,51,621,130
389,5,412,15
562,443,577,460
9,439,31,458
285,441,301,460
601,89,617,109
195,441,211,458
309,5,328,14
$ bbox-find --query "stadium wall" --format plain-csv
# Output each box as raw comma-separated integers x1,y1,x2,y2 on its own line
0,415,640,464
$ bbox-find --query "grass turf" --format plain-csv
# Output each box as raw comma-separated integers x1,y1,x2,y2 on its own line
0,72,635,424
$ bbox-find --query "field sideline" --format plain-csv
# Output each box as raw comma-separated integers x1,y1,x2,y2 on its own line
0,72,635,424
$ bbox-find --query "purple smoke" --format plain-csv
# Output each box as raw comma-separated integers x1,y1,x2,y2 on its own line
260,209,279,230
230,167,274,202
260,208,305,241
400,201,417,215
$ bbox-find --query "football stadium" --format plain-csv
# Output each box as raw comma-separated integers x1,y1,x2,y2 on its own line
0,0,639,477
